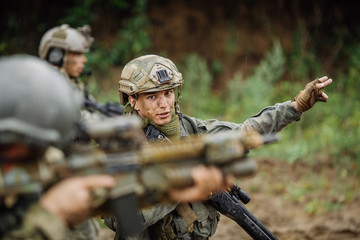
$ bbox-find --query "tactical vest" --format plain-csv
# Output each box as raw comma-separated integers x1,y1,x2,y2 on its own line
143,115,220,240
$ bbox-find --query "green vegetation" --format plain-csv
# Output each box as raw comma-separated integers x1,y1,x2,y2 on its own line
21,0,357,176
176,33,360,214
180,54,223,118
1,0,359,214
178,42,360,175
80,0,151,74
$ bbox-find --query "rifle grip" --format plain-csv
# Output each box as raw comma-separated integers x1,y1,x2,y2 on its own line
111,193,144,237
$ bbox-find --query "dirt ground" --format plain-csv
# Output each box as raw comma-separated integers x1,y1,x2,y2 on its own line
99,157,360,240
211,158,360,240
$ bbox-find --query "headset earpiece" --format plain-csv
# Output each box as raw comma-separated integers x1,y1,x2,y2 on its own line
46,47,65,67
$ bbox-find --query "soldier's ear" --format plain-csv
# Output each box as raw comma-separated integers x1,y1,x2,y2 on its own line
128,96,136,108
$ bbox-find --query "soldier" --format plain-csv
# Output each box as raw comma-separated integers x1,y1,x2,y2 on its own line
0,54,115,239
38,24,123,120
39,24,93,93
38,24,119,239
104,54,333,239
38,24,108,239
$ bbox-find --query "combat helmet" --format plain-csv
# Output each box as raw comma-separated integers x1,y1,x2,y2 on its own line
119,55,184,110
38,24,94,67
0,54,82,148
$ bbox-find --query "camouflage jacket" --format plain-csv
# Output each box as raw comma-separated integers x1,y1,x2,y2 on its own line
0,146,100,240
187,101,301,135
106,101,302,240
1,203,67,240
4,209,99,240
61,74,105,123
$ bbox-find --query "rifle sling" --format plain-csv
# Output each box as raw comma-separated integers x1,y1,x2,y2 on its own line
175,202,198,233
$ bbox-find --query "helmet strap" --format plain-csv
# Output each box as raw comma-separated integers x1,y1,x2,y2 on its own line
58,53,68,77
124,102,136,115
174,86,182,114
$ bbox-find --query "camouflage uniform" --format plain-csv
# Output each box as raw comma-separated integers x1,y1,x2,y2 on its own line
1,147,100,240
1,203,68,240
65,219,100,240
185,101,301,136
101,54,304,239
126,101,301,240
68,76,105,123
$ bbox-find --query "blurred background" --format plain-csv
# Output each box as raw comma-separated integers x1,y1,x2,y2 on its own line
1,0,359,238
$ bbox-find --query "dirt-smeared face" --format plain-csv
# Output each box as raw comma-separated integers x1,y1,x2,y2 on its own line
65,52,87,78
129,89,175,125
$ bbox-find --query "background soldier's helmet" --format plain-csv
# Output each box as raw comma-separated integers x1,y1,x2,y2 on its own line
38,24,94,67
118,54,184,106
0,54,82,148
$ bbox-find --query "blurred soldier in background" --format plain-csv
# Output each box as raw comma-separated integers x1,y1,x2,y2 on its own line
38,23,110,239
39,24,123,121
38,24,103,239
39,24,93,97
104,54,333,240
0,54,115,239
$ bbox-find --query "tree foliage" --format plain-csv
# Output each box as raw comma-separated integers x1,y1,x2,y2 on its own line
0,0,359,172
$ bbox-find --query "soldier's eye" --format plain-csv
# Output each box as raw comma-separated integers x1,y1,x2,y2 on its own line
165,90,173,96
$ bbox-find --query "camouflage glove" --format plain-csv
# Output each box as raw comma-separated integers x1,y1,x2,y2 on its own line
293,78,327,112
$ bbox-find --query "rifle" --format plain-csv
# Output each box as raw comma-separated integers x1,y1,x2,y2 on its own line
0,116,277,238
81,76,124,117
84,97,124,117
208,185,279,240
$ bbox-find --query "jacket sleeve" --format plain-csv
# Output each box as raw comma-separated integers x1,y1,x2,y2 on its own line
2,203,67,240
189,101,302,135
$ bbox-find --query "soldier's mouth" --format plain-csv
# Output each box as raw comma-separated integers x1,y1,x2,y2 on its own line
158,112,170,118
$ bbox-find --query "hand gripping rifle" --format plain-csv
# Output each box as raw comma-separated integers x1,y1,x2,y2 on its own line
0,116,277,238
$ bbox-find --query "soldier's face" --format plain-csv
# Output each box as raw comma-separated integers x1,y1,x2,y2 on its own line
129,89,175,125
65,52,87,78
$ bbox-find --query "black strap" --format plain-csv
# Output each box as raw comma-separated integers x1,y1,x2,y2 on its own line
180,114,198,135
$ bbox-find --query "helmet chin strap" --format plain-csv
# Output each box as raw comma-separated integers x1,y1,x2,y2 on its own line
174,86,182,115
131,101,141,116
124,100,137,116
58,53,69,77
